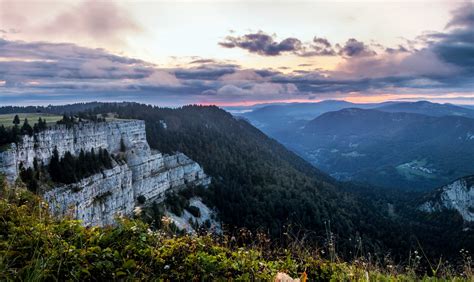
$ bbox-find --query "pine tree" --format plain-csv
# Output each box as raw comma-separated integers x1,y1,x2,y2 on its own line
13,115,20,126
21,118,33,136
78,149,86,177
103,149,113,168
120,138,126,152
61,151,76,183
49,147,60,181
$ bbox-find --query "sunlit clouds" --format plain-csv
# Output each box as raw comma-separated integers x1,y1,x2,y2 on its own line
0,0,472,106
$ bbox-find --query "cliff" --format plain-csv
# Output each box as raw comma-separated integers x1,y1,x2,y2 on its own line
420,176,474,222
0,120,210,226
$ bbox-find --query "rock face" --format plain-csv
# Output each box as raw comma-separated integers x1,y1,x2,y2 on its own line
1,120,210,226
420,176,474,222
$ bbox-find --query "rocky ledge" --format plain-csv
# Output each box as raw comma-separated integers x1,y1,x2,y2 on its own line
420,176,474,222
0,120,210,226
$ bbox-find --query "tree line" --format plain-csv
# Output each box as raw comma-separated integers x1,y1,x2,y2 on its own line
0,115,48,148
48,147,114,184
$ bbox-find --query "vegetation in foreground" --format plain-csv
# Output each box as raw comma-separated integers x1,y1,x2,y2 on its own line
0,177,472,281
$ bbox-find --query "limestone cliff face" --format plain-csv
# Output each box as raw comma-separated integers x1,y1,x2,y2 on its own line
420,176,474,222
0,120,146,183
1,120,210,226
44,163,134,227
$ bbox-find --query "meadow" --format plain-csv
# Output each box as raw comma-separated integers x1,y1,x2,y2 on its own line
0,113,62,127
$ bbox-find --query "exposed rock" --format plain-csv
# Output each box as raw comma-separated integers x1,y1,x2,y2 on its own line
165,197,221,234
1,120,211,226
420,176,474,222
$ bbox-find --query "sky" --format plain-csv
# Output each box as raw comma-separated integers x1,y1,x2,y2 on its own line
0,0,473,107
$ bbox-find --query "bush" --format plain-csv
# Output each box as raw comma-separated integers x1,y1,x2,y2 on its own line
186,205,201,217
137,195,146,204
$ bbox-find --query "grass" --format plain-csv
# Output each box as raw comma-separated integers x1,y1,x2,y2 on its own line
0,113,62,127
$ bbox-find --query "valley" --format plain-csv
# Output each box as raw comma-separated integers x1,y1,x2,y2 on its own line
242,101,474,191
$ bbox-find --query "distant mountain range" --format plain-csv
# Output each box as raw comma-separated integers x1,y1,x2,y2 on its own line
241,100,474,135
375,101,474,118
241,100,474,191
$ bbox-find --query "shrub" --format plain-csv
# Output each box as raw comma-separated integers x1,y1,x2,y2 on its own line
137,195,146,204
186,205,201,217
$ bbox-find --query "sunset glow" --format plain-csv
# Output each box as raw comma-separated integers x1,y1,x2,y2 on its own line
0,0,472,106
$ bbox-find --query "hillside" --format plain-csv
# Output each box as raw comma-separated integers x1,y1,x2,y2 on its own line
1,103,472,262
80,103,472,261
2,181,471,281
375,101,474,118
240,100,381,138
288,108,474,191
420,175,474,222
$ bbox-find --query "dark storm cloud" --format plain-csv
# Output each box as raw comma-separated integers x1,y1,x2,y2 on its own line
219,32,302,56
445,2,474,28
219,31,380,57
426,3,474,74
337,38,376,57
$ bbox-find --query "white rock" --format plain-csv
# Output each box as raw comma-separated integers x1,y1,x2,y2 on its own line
1,120,211,226
420,177,474,222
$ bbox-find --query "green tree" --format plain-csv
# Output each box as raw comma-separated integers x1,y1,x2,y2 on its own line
48,147,60,181
21,118,33,136
13,114,20,125
120,138,126,152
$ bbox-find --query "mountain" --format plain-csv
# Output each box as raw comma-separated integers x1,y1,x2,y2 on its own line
2,103,472,262
240,100,387,139
288,108,474,191
375,101,474,118
420,175,474,223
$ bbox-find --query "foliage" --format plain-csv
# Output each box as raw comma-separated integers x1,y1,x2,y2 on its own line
48,147,113,184
86,103,420,260
0,117,48,148
0,183,471,281
186,205,201,218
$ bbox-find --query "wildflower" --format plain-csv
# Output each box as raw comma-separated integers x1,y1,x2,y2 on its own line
133,206,142,216
164,265,170,270
161,216,172,224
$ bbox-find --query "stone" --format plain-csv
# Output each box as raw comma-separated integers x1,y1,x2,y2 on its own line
420,176,474,222
0,120,211,226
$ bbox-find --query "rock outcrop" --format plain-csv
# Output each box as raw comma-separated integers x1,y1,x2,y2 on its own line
420,176,474,222
0,120,210,226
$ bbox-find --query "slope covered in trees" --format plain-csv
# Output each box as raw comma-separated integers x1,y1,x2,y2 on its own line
82,103,431,261
1,103,472,262
1,179,471,281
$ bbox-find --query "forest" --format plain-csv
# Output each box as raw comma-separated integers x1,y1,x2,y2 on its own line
82,103,473,263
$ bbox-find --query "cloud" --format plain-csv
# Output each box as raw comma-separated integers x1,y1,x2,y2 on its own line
335,2,474,84
0,38,183,91
445,2,474,29
219,31,381,57
189,59,218,64
0,0,140,46
298,37,337,56
219,32,302,56
219,70,264,83
1,3,473,106
337,38,376,57
141,71,181,87
216,82,298,96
